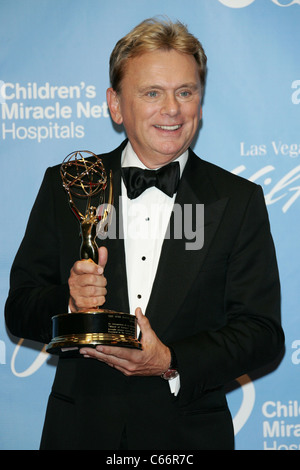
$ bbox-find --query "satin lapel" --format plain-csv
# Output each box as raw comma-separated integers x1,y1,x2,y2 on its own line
145,151,229,337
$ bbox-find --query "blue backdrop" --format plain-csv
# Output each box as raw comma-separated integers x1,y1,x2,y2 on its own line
1,0,299,450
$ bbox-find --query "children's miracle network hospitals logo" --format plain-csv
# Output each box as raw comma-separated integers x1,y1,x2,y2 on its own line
0,81,6,104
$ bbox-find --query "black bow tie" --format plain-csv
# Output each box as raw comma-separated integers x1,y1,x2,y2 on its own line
121,162,180,200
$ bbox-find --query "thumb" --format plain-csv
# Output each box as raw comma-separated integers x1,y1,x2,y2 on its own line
98,246,108,270
135,307,151,334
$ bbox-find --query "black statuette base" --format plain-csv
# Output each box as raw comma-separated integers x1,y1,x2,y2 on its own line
46,309,142,356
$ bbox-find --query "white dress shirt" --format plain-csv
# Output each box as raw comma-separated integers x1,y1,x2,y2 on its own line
121,142,188,395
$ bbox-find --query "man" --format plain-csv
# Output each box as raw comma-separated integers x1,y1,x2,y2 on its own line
5,18,284,450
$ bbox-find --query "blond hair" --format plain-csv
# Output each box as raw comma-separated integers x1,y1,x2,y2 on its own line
109,17,207,93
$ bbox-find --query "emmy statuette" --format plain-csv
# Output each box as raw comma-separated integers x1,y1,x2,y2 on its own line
46,151,142,355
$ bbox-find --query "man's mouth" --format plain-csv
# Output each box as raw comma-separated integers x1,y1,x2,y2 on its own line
154,124,182,131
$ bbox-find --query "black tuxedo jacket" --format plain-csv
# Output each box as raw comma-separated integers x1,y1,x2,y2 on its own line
5,140,284,450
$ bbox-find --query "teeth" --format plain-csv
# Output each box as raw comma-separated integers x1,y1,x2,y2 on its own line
155,125,181,131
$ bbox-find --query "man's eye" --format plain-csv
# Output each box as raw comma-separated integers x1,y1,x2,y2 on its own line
179,91,191,98
147,91,158,98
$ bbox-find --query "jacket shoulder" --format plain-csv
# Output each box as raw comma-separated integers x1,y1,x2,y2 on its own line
190,151,258,199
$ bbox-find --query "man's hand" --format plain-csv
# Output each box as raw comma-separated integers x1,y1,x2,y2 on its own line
79,308,171,377
68,246,108,312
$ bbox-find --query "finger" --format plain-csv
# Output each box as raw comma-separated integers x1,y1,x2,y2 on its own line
73,273,107,289
79,347,132,369
72,259,103,275
68,273,107,302
98,246,108,270
79,347,100,358
135,307,151,334
95,345,134,360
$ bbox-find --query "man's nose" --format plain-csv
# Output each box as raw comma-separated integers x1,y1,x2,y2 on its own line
160,93,180,116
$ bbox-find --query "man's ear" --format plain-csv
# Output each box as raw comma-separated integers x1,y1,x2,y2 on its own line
106,88,123,124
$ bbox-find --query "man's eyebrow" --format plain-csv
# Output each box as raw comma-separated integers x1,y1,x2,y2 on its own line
138,85,163,92
178,83,200,91
138,82,200,92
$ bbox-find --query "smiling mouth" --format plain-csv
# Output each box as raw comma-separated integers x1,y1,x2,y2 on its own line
154,124,182,131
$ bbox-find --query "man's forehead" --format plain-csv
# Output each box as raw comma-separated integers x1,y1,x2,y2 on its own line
123,51,201,84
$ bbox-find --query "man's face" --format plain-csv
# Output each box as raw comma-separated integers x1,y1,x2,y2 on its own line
107,49,202,168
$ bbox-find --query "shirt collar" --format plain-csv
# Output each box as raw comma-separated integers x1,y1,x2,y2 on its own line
121,141,188,178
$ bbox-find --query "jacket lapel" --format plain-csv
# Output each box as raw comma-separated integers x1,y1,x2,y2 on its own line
145,150,229,337
96,141,130,314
